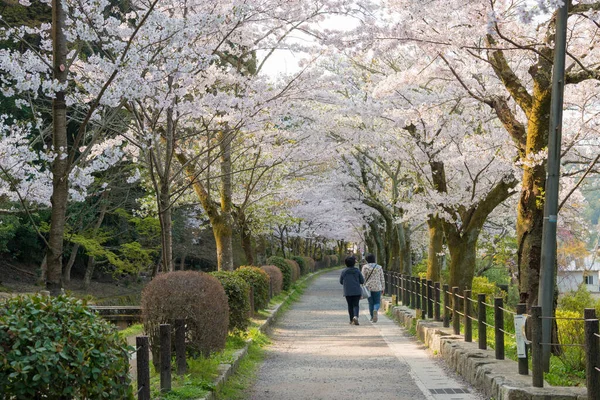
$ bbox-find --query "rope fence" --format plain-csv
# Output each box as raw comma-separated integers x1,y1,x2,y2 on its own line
383,270,600,399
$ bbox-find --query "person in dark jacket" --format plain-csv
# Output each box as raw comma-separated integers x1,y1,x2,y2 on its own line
339,256,365,325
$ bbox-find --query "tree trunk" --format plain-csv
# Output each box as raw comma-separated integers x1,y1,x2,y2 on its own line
47,0,69,296
158,189,173,272
179,253,186,270
445,226,479,291
217,129,234,270
240,223,254,266
62,243,80,283
427,215,444,282
400,222,412,275
83,256,95,291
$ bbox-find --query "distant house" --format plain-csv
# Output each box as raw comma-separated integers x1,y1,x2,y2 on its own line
557,257,600,295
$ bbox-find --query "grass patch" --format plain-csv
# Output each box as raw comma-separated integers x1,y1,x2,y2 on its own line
118,323,144,339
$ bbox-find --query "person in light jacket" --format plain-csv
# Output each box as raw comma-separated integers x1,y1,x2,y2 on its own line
339,256,364,325
361,253,385,322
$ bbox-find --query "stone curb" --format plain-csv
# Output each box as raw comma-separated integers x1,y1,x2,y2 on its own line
198,268,332,400
384,301,588,400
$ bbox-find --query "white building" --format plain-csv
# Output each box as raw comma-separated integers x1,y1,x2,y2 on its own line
557,257,600,295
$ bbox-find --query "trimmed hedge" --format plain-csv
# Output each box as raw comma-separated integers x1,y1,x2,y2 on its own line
286,259,300,282
1,294,133,399
210,271,251,333
300,256,315,273
330,255,339,266
235,266,270,311
267,256,292,291
291,256,307,276
261,265,283,296
141,271,229,361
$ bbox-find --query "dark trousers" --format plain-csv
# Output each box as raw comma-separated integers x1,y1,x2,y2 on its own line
345,295,361,321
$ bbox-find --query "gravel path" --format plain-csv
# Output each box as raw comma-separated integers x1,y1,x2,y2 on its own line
246,269,485,400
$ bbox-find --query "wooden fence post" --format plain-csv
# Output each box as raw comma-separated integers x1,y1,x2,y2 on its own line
516,304,528,375
427,280,433,319
464,289,472,342
584,308,600,400
175,319,186,375
421,278,427,319
530,306,543,387
478,294,486,350
434,282,441,321
160,324,171,392
494,297,504,360
415,277,421,311
452,287,460,335
443,284,450,328
395,273,400,304
136,336,150,400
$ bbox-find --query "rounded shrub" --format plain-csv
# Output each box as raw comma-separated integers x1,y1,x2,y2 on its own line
301,256,315,273
0,294,133,399
141,271,229,362
286,259,300,282
330,255,339,266
322,255,331,268
291,256,308,276
261,265,283,295
268,256,292,290
235,266,270,311
210,271,251,333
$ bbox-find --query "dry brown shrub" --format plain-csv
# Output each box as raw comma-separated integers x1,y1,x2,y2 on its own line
285,259,300,282
261,265,283,295
141,271,229,364
301,256,315,273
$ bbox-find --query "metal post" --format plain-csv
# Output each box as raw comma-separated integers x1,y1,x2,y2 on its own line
434,282,441,321
136,336,150,400
416,278,421,311
464,289,472,342
494,298,504,360
531,306,543,387
160,324,171,392
516,304,528,375
443,284,450,328
396,273,400,304
539,0,569,373
478,294,486,350
452,287,460,335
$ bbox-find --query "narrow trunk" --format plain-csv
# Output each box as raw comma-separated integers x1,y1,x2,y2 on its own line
179,253,186,270
158,189,173,272
47,0,69,295
240,222,255,265
427,215,444,282
62,243,80,283
399,222,412,275
217,129,234,271
83,256,95,290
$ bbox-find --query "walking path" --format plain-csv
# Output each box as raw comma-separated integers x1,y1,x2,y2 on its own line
246,270,486,400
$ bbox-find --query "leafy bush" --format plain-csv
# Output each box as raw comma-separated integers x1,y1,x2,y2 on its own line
0,294,133,399
261,265,283,295
555,309,585,371
210,271,251,333
322,255,331,268
141,271,229,363
300,256,315,273
471,276,504,300
330,254,338,266
291,256,308,275
235,266,270,311
267,256,292,291
286,259,300,282
558,284,596,313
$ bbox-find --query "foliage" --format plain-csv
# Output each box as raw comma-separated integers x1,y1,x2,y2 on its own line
0,294,133,399
300,256,315,273
141,271,229,363
471,276,504,301
235,266,270,311
285,259,300,282
291,256,308,275
210,271,251,333
558,284,597,313
322,255,331,269
267,256,292,291
555,310,586,371
261,265,283,295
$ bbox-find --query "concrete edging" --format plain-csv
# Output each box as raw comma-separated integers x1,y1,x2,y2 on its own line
384,302,587,400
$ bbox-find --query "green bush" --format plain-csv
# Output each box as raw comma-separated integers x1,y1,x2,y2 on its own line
261,265,283,295
471,276,504,301
141,271,229,362
235,266,270,311
210,271,251,333
291,256,308,275
267,256,292,291
286,259,300,282
322,255,331,268
0,294,133,399
555,309,585,371
301,256,315,273
330,254,338,266
558,284,596,313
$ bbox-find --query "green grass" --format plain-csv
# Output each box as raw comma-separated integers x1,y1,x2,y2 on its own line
118,323,144,339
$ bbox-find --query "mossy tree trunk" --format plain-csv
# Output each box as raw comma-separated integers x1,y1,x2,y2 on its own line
427,215,444,282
